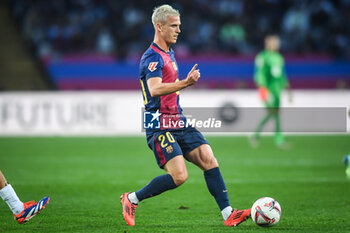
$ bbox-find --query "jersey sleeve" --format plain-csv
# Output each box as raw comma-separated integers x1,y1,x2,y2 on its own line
254,53,267,87
143,53,164,80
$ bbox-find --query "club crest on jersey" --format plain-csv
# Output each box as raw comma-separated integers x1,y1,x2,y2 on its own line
148,62,158,72
172,62,178,71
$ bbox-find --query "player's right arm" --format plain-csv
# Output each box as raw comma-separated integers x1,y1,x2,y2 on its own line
254,53,269,101
148,64,200,97
254,53,266,87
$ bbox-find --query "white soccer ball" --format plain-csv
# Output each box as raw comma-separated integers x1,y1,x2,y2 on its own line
251,197,282,227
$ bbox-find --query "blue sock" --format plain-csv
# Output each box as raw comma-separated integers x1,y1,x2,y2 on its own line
204,167,230,211
135,174,177,202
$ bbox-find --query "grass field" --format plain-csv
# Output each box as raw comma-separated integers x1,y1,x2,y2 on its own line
0,135,350,232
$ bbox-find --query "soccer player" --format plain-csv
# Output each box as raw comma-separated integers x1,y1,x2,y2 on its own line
0,170,50,224
120,4,251,227
251,34,292,147
345,155,350,178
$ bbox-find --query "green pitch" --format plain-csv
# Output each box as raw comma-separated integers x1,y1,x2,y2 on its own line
0,135,349,232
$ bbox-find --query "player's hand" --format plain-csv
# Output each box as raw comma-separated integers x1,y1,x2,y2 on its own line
185,64,200,86
258,87,269,101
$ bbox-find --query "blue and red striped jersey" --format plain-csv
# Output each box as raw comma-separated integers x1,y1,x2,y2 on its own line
140,43,186,134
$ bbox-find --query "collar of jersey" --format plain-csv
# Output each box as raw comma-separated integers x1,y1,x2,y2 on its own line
152,42,171,54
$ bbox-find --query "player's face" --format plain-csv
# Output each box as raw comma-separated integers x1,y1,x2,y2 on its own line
266,36,280,51
160,15,181,45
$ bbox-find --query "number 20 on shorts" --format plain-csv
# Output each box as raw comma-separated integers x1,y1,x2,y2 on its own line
158,132,175,148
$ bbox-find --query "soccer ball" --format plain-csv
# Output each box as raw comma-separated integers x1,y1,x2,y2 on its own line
251,197,282,227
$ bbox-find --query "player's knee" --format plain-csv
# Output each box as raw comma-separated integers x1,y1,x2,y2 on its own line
172,171,188,186
212,157,219,167
205,156,218,170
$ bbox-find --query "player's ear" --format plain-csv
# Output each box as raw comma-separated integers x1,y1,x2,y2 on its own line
156,23,162,32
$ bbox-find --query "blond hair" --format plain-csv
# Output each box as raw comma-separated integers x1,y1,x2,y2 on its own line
152,4,180,26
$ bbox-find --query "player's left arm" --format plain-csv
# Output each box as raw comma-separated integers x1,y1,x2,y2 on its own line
147,64,200,97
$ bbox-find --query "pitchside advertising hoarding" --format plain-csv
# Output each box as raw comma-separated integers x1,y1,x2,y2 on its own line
0,92,141,135
0,91,349,135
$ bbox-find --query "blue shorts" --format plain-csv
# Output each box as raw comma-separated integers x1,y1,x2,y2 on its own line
146,127,209,168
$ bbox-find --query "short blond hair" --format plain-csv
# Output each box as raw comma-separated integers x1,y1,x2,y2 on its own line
152,4,180,26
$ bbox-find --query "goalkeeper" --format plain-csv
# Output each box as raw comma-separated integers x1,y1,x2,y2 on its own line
252,34,292,147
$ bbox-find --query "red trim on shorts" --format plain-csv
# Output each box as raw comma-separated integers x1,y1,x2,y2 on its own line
154,136,166,166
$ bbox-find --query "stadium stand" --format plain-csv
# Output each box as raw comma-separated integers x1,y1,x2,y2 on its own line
5,0,350,90
0,1,50,90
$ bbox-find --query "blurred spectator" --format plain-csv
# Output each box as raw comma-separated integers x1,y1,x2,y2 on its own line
282,2,310,52
9,0,350,59
96,27,115,54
